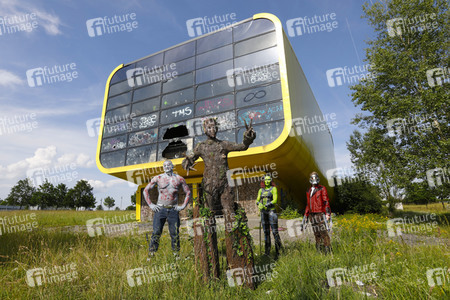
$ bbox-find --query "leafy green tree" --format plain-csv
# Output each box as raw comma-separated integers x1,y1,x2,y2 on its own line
96,204,104,211
31,180,58,209
103,196,115,210
68,180,96,209
404,181,435,205
114,207,120,211
348,0,449,210
55,183,68,208
131,192,136,206
334,179,383,214
126,205,136,211
5,179,36,208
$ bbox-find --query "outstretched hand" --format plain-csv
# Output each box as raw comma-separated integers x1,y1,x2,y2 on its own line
181,157,197,176
243,118,256,141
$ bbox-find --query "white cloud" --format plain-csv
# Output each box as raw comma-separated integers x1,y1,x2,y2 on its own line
87,179,127,191
0,145,94,180
0,69,23,87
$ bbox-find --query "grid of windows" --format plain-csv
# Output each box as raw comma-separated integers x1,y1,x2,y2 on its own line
100,18,285,168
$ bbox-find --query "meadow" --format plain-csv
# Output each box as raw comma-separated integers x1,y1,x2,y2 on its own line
0,206,449,299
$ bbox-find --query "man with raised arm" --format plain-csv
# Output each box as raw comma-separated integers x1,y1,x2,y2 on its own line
143,160,191,258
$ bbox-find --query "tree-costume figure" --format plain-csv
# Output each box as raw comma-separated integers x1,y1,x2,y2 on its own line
182,117,256,289
256,174,282,259
301,171,332,254
143,160,191,257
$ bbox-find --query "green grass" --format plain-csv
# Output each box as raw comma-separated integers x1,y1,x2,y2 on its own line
403,202,450,214
0,211,449,299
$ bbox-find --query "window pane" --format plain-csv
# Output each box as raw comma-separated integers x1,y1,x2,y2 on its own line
136,52,164,69
133,83,161,102
110,64,136,85
234,47,279,71
101,150,126,168
133,113,159,130
126,145,157,165
162,88,194,110
237,120,284,147
195,77,233,100
196,60,233,84
160,104,194,124
109,79,132,97
197,30,232,54
101,135,127,152
164,41,195,63
233,19,275,42
235,31,277,57
196,45,233,69
233,63,280,90
105,106,131,124
195,94,234,116
236,82,281,108
173,57,195,75
107,92,132,110
163,73,194,93
103,121,131,138
237,101,284,126
195,130,235,144
128,128,158,147
132,97,160,116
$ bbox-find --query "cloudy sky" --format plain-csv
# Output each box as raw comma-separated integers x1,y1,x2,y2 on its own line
0,0,377,208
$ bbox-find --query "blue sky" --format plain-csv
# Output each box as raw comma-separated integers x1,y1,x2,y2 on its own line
0,0,377,209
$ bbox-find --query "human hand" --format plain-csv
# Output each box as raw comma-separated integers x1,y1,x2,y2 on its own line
174,205,185,212
243,118,256,141
182,157,197,176
257,202,265,210
326,214,331,221
150,203,161,212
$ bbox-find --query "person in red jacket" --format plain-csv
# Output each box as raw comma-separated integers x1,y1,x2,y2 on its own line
302,171,332,253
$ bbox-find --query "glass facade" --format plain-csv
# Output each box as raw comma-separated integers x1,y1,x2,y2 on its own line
100,18,284,168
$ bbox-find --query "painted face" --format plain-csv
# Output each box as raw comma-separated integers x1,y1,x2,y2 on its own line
264,176,271,186
204,120,217,138
163,160,174,174
309,174,319,185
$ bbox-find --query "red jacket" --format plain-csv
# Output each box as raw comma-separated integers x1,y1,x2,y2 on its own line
304,185,331,216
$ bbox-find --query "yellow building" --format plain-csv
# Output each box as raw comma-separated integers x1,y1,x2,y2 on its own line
96,13,336,221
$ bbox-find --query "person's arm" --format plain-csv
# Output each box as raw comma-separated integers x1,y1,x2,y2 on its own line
182,144,202,175
223,119,256,152
322,186,331,219
175,177,191,211
304,191,310,217
256,189,264,210
144,177,160,212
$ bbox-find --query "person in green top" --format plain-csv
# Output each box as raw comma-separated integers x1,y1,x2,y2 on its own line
256,174,282,258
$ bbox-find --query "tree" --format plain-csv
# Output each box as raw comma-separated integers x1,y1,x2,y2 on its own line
114,207,120,211
103,196,115,210
96,204,104,211
348,0,449,209
131,192,136,206
68,180,96,209
55,183,68,208
5,179,36,208
334,179,383,214
31,180,58,209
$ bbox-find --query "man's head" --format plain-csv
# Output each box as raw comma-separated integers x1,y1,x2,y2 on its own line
163,160,174,174
309,171,320,185
203,118,218,139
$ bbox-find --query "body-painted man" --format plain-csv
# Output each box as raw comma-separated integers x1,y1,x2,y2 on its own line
182,117,256,288
256,174,282,259
143,160,191,257
302,171,332,253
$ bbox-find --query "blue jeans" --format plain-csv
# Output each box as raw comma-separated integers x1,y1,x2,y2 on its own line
261,210,282,255
149,207,180,253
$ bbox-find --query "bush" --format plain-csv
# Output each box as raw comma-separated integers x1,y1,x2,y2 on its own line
279,205,302,219
334,181,383,214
